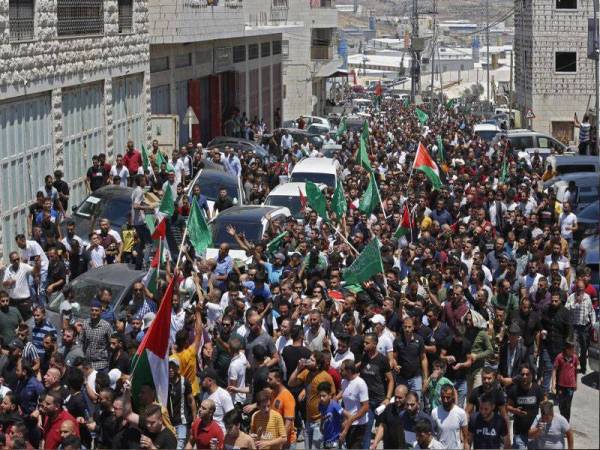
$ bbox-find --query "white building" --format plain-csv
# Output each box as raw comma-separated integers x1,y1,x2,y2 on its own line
0,0,150,259
514,0,596,140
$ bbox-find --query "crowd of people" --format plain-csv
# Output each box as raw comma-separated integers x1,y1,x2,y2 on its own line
0,96,597,450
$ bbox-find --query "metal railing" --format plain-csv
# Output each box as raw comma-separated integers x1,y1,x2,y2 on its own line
9,0,34,41
57,0,104,36
118,0,132,33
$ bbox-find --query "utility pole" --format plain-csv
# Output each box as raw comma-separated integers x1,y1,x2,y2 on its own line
410,0,420,103
486,0,490,109
595,0,600,154
430,0,437,114
509,48,513,130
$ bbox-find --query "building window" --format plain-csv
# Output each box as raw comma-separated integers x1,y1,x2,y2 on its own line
150,56,170,73
175,53,192,68
249,43,259,60
282,40,289,57
272,40,282,55
261,42,271,57
555,51,576,72
57,0,104,36
118,0,133,33
233,45,246,63
272,0,288,7
556,0,576,9
9,0,34,41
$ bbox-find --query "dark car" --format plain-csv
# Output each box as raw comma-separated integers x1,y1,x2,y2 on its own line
189,168,245,208
263,128,324,150
64,185,133,246
207,136,271,162
35,264,145,333
576,200,600,241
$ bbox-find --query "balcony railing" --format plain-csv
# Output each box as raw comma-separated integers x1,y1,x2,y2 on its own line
311,45,333,60
310,0,335,7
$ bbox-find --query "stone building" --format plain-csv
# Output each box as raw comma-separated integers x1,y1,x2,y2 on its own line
0,0,150,258
514,0,596,140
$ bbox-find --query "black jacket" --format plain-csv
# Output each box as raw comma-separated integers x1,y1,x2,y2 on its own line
498,340,535,379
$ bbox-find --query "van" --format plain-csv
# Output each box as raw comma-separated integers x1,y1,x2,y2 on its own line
474,123,501,143
545,155,600,177
290,157,341,188
492,129,571,153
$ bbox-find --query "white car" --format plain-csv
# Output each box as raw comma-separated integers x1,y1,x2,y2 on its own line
473,123,501,143
290,157,341,189
264,182,326,221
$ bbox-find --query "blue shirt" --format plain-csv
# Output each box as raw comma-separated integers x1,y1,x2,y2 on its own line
190,194,210,216
131,298,157,318
34,209,59,225
216,255,233,278
100,304,116,326
263,262,284,284
430,208,453,226
224,155,242,177
15,375,44,415
319,400,344,443
31,320,57,357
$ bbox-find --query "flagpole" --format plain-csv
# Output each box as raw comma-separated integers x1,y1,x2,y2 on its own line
335,227,359,255
175,223,189,269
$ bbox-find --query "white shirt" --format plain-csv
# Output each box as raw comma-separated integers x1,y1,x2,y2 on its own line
559,212,577,240
110,164,130,186
89,245,106,268
170,309,186,345
341,376,369,425
377,329,395,356
203,387,234,433
331,349,355,370
413,437,446,449
431,405,467,450
20,240,48,271
61,234,85,254
228,352,248,404
2,263,33,299
94,228,122,244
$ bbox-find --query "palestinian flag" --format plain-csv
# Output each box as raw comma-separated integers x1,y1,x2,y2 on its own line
413,142,442,190
298,186,307,210
130,275,176,408
151,217,167,240
394,204,413,238
374,81,382,106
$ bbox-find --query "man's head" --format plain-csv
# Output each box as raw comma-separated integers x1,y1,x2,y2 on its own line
267,369,283,390
59,420,77,441
40,393,62,417
43,367,61,389
139,383,157,406
33,306,46,326
479,394,495,420
539,400,555,423
8,251,20,271
256,389,271,413
199,399,216,422
519,364,533,387
481,367,496,391
143,404,164,434
318,381,334,406
394,384,408,409
405,391,420,417
415,420,434,448
440,384,455,410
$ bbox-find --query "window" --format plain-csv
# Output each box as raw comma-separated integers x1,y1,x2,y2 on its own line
57,0,103,36
118,0,133,33
282,40,289,57
261,42,271,57
9,0,34,41
272,40,282,55
233,45,246,63
272,0,288,7
249,43,259,60
555,52,576,72
175,53,192,68
150,56,170,73
556,0,577,9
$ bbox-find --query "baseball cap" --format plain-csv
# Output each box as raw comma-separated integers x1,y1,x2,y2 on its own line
370,314,386,326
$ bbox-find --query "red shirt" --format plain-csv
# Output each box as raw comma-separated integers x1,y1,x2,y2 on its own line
43,410,79,450
123,150,142,173
553,352,579,388
327,367,342,392
190,418,224,449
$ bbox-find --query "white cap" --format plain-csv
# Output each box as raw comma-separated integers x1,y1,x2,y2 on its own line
108,368,122,389
370,314,386,326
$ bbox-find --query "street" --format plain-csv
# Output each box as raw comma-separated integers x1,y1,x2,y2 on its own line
570,372,599,449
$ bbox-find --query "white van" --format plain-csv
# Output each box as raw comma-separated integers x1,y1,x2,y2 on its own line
264,182,326,221
290,157,341,188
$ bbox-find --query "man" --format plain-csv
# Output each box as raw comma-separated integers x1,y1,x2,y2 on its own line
250,390,288,450
431,384,469,450
498,323,535,387
280,130,293,152
468,394,510,449
305,309,327,352
109,332,130,374
564,278,596,373
0,290,23,344
86,388,118,448
87,233,106,268
172,303,203,399
370,314,395,360
110,154,130,187
53,169,70,213
288,351,335,449
392,317,429,401
359,332,394,449
2,251,35,321
214,187,234,214
31,306,57,360
44,367,68,399
413,420,445,449
200,367,234,434
338,360,369,449
58,420,79,447
112,396,142,449
139,403,178,449
86,155,108,192
266,369,296,446
186,399,224,450
129,282,157,318
80,299,113,371
189,184,211,219
46,247,67,299
370,385,409,450
123,140,142,181
227,336,248,405
131,174,154,268
95,218,123,263
37,392,80,450
506,364,545,449
245,311,279,368
168,357,195,450
528,400,574,450
16,233,48,303
223,147,242,178
466,367,508,429
60,326,85,367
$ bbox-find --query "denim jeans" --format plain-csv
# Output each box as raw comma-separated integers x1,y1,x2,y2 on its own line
304,420,323,449
513,432,529,449
175,424,187,450
361,406,376,449
396,374,423,403
540,348,554,394
454,378,468,409
574,324,590,372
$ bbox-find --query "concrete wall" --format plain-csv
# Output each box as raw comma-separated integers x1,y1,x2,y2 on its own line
514,0,595,139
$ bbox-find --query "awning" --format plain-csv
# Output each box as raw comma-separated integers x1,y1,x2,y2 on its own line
315,58,347,78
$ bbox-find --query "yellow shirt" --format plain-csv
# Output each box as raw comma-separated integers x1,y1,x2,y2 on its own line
250,409,287,450
121,228,135,252
173,345,200,396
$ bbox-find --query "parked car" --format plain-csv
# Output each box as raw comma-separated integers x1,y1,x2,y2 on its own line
290,157,341,188
207,205,291,261
264,182,326,221
41,264,145,333
474,123,501,143
307,123,331,136
492,129,575,154
65,186,134,247
544,172,599,212
576,200,600,240
320,144,343,159
188,168,245,217
207,136,271,162
345,116,368,133
545,155,600,177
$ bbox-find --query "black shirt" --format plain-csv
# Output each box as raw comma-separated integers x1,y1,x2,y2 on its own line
47,260,67,285
393,334,425,379
443,337,472,381
110,351,131,375
112,423,141,449
349,334,364,363
468,412,508,449
167,377,192,426
281,345,312,380
506,309,542,348
146,427,178,450
468,384,506,412
54,179,70,211
376,403,406,449
214,196,234,213
360,352,391,408
507,382,544,434
87,166,108,191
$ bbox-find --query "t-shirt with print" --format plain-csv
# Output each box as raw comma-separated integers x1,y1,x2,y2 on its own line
319,400,343,444
468,412,508,449
271,388,296,443
507,382,544,435
360,352,391,408
531,413,570,449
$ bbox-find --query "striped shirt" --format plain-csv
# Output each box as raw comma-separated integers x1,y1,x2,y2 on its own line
250,409,287,450
22,341,40,363
565,292,596,327
579,122,591,143
31,320,57,358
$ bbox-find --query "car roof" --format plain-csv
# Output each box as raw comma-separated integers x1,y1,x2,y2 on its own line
474,123,501,131
71,263,144,287
546,172,599,186
582,235,600,264
552,155,599,165
267,182,308,196
292,157,338,173
197,168,238,184
208,136,259,146
211,205,285,222
89,185,134,200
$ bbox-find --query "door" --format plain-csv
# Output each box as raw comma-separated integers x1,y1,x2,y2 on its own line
0,94,53,257
112,74,145,154
62,82,105,207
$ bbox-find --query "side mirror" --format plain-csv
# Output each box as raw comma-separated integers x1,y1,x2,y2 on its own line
72,206,78,212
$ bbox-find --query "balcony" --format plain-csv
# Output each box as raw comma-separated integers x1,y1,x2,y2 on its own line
311,45,333,60
310,0,335,7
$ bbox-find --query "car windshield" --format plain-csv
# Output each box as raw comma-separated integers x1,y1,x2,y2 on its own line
48,278,126,317
265,195,303,219
211,221,263,249
196,177,239,201
557,165,597,175
476,130,499,142
75,196,131,228
290,171,335,188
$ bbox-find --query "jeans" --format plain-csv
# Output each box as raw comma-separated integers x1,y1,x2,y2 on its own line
557,386,575,422
513,432,529,449
396,374,423,403
454,378,468,408
540,348,555,394
345,424,366,449
574,324,590,372
361,407,376,450
304,420,323,450
175,424,187,450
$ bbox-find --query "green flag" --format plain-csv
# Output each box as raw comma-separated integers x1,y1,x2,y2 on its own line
305,181,328,221
158,184,175,217
500,154,509,183
342,238,384,285
361,120,369,142
336,117,347,139
332,179,347,219
155,151,167,170
142,144,150,172
436,135,445,163
187,200,212,254
357,137,372,172
446,98,456,109
145,213,156,237
403,97,410,108
415,108,429,125
359,173,381,216
266,231,289,254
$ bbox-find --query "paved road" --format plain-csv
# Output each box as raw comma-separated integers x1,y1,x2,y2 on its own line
570,371,599,449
